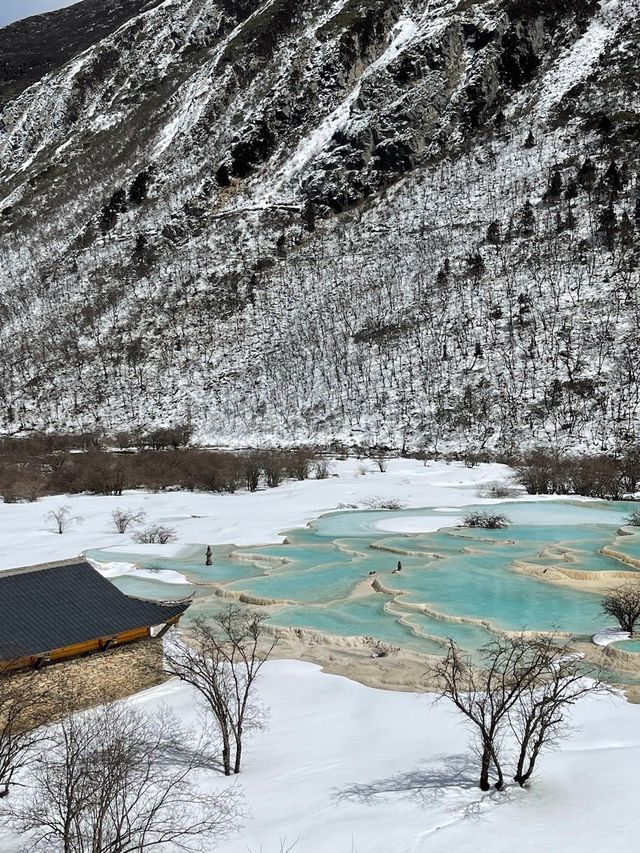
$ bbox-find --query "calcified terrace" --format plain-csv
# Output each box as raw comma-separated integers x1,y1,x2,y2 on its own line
87,500,640,681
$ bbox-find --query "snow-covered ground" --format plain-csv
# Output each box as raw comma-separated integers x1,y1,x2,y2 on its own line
1,658,635,853
1,458,638,852
374,513,462,533
0,458,513,572
592,627,631,647
177,661,638,853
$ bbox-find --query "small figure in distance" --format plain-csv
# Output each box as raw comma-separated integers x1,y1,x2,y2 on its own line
206,545,213,566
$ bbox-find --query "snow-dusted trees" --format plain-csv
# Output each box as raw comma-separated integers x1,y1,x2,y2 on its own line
133,523,177,544
7,701,239,852
163,608,277,776
602,583,640,635
432,635,607,790
111,507,146,533
45,504,82,534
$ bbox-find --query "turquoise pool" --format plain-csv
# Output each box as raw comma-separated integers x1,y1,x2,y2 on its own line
87,500,640,657
612,640,640,654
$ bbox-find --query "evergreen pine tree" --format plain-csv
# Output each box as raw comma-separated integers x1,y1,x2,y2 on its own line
520,201,535,235
604,161,624,199
598,205,618,249
577,158,597,194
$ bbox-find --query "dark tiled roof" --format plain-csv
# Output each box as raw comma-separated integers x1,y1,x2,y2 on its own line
0,558,191,661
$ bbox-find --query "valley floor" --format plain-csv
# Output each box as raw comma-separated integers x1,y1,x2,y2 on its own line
0,459,637,851
145,660,640,853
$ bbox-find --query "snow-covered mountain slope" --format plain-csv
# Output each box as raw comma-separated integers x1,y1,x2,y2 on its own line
0,0,638,451
0,0,165,108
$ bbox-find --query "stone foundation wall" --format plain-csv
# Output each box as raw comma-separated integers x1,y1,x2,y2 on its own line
10,637,168,717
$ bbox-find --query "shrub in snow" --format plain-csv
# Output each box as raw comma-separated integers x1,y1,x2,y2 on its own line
461,511,511,529
111,508,146,533
362,496,405,510
133,524,177,544
624,508,640,526
476,480,520,499
313,458,332,479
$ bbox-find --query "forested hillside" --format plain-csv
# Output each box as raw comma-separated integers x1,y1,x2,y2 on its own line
0,0,638,452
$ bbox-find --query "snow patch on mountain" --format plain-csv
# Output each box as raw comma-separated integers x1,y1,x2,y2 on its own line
534,0,632,119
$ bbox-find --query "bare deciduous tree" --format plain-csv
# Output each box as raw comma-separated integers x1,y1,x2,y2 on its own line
262,453,287,489
431,638,531,790
133,523,177,544
285,447,316,481
510,638,610,787
164,608,277,776
0,667,51,798
432,636,606,791
241,453,262,492
602,582,640,635
45,504,82,534
111,507,146,534
8,701,239,852
372,452,388,473
312,458,331,480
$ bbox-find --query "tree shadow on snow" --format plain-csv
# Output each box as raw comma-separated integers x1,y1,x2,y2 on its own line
334,754,478,806
159,741,226,774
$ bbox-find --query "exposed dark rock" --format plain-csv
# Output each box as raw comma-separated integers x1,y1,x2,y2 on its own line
0,0,165,109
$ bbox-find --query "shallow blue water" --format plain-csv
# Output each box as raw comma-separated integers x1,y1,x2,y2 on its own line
612,639,640,654
109,576,192,601
87,499,640,658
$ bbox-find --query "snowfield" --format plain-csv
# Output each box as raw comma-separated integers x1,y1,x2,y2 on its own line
373,514,462,533
153,661,637,853
0,458,638,852
0,458,513,572
0,658,636,853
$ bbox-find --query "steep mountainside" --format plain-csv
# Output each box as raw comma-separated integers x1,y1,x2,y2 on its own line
0,0,164,108
0,0,638,452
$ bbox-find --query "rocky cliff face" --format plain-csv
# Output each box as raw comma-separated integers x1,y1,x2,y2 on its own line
0,0,638,452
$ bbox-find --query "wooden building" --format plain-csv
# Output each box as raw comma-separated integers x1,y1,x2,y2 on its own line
0,558,191,670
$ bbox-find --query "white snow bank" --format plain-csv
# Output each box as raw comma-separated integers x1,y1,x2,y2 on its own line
95,542,195,558
592,627,630,647
89,560,192,587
